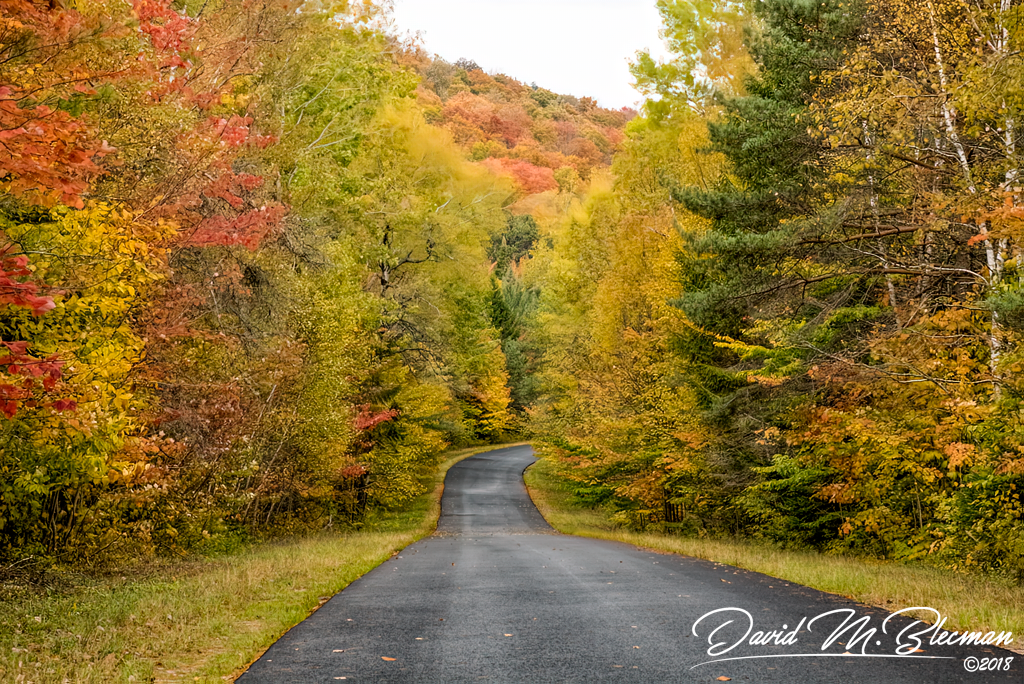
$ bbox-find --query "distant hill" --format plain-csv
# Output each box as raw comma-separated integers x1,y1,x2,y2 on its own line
405,55,636,196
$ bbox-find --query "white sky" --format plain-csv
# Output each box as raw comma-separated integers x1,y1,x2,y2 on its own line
390,0,671,110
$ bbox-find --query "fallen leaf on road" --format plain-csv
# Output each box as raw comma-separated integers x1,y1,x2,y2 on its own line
333,649,344,653
717,677,731,681
382,657,396,661
504,634,512,637
633,646,640,649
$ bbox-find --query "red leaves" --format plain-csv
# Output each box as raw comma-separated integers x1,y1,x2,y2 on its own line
484,112,527,147
202,116,277,149
0,1,81,43
0,248,56,316
0,90,111,208
209,115,253,148
353,406,400,431
0,393,20,419
188,205,286,250
1,342,63,382
174,120,285,250
0,340,66,420
205,170,265,209
339,463,368,479
0,242,65,420
132,0,196,55
51,399,77,412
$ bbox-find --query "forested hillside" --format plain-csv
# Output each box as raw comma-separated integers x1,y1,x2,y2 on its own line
3,0,1023,587
407,53,635,194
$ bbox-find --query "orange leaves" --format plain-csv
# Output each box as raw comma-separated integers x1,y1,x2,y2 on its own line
442,92,530,148
972,190,1024,245
0,91,108,208
480,158,558,195
944,442,976,471
0,2,134,209
381,656,396,661
818,482,859,506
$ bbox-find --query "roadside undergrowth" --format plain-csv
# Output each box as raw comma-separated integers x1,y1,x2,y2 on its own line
0,443,523,684
524,456,1024,649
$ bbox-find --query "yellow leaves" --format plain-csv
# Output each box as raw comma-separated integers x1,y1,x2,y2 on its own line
0,200,165,467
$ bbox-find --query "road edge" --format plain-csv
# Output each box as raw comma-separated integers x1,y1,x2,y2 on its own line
229,442,532,681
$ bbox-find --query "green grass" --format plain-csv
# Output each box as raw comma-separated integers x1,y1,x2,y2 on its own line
0,443,521,684
525,456,1024,650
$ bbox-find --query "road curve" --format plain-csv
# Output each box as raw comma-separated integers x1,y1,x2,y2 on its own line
237,445,1018,683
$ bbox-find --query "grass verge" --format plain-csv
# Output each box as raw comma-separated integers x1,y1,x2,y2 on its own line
524,456,1024,648
0,443,522,684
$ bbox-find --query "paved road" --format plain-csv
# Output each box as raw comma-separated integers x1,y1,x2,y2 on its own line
238,445,1019,683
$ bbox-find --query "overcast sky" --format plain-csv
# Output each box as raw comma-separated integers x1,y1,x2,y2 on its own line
390,0,671,110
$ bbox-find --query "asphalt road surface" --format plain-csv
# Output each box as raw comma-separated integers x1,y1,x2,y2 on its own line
238,445,1019,683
